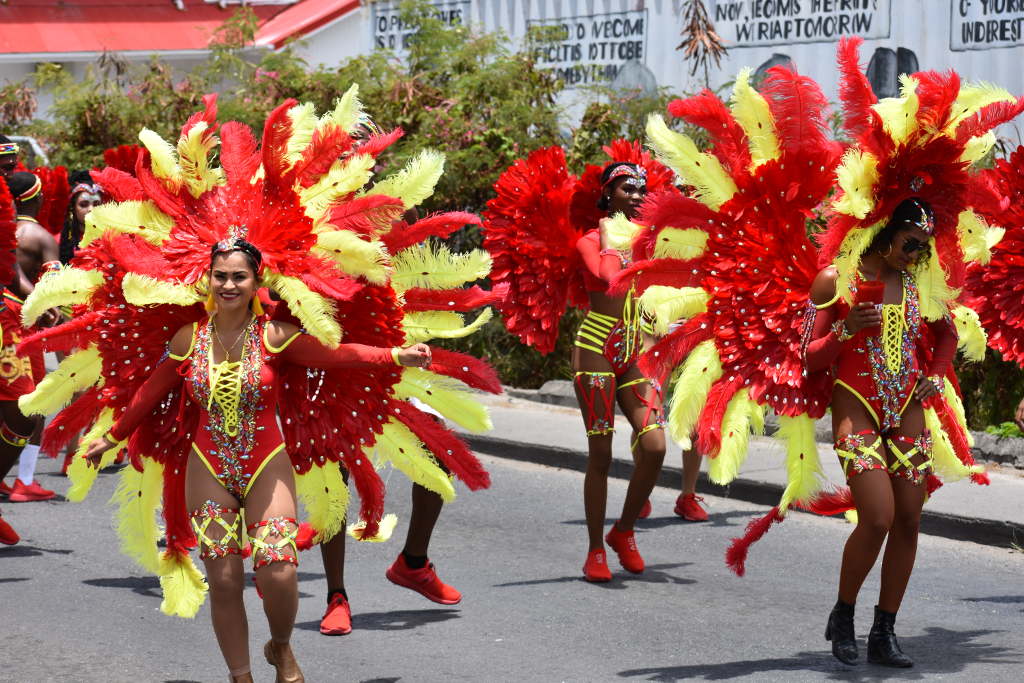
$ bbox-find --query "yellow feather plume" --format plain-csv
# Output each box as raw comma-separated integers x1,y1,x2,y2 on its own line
371,419,456,502
347,512,398,542
111,459,164,574
957,210,996,264
652,227,708,260
138,128,182,187
286,102,318,166
833,149,880,219
646,114,737,210
961,130,996,164
402,308,493,344
261,272,341,346
364,149,445,210
872,75,920,145
925,406,984,482
300,154,377,222
945,82,1017,135
122,273,201,307
730,67,781,167
324,84,364,134
177,121,223,198
82,200,174,247
914,250,957,321
314,231,390,284
832,222,883,304
395,367,493,433
603,213,642,251
708,388,764,485
637,286,708,335
18,346,101,416
391,243,491,292
65,408,119,502
295,463,349,544
942,376,975,448
950,305,987,362
776,414,825,512
158,551,208,618
21,267,104,326
665,340,723,445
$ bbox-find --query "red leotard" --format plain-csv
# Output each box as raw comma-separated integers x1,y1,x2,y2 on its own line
109,315,395,499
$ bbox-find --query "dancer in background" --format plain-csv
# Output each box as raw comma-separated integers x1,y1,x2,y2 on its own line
484,143,676,581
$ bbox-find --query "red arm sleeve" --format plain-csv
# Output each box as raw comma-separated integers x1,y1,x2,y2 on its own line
804,302,844,373
926,317,958,377
278,334,395,369
576,232,623,283
109,358,184,442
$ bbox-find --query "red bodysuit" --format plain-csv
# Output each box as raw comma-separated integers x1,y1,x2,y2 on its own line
109,315,394,499
805,272,957,433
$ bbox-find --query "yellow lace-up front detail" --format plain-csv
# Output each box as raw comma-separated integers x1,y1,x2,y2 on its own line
207,317,254,437
881,301,907,374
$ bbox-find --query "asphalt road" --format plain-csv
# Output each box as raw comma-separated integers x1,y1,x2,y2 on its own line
2,453,1022,682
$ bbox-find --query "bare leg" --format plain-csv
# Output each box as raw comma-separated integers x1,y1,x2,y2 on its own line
681,446,701,495
572,345,618,551
878,401,928,613
185,452,248,675
404,483,443,557
615,369,666,532
319,464,348,598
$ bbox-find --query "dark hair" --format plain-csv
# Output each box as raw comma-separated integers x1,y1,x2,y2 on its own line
0,134,11,144
868,197,934,257
60,170,96,264
210,238,262,275
597,162,641,211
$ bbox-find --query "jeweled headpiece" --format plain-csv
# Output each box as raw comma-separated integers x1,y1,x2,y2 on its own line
603,163,647,188
70,182,103,199
0,142,18,156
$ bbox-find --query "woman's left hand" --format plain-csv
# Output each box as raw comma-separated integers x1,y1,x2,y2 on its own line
397,343,432,368
914,376,942,402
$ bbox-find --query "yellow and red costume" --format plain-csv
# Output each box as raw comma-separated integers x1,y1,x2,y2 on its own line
16,89,501,616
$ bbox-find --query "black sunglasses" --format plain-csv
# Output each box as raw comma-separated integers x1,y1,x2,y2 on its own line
901,236,930,256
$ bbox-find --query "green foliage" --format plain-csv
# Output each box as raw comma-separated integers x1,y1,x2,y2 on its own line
954,349,1024,430
984,421,1024,439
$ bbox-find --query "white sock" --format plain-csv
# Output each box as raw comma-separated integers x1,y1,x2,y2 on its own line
17,444,41,484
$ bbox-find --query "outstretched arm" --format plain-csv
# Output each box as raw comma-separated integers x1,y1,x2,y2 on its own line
269,322,432,369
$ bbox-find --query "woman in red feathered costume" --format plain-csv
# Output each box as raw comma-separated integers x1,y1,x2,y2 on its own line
804,37,1024,668
484,143,675,582
82,239,433,682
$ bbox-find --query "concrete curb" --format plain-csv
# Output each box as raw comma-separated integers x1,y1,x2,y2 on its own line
465,432,1024,550
508,381,1024,469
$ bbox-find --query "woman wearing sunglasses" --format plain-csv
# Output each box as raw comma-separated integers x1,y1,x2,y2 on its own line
805,197,957,668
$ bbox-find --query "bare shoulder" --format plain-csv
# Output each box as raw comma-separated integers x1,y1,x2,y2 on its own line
169,323,196,357
265,319,300,346
810,266,839,306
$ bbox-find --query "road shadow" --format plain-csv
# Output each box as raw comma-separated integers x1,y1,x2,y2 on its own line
963,595,1024,612
617,627,1018,680
0,544,73,558
164,680,201,683
492,562,695,590
360,678,401,683
0,577,29,584
296,608,459,633
83,576,161,599
560,510,751,530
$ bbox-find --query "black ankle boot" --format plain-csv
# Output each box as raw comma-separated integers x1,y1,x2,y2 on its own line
825,599,858,665
867,606,914,668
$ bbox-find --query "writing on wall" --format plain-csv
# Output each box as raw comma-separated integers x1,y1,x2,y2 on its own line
371,0,469,54
709,0,890,47
527,9,647,88
952,0,1024,50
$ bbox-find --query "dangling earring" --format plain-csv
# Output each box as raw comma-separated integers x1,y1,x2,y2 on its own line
251,294,264,316
205,290,216,313
880,244,893,258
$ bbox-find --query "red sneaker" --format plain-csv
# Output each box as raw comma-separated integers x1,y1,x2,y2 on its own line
8,479,56,502
674,493,709,522
0,515,18,545
0,481,11,499
319,593,352,636
638,499,652,519
605,522,644,573
385,554,462,605
582,548,612,582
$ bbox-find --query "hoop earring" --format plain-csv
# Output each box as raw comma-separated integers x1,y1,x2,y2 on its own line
880,244,893,258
